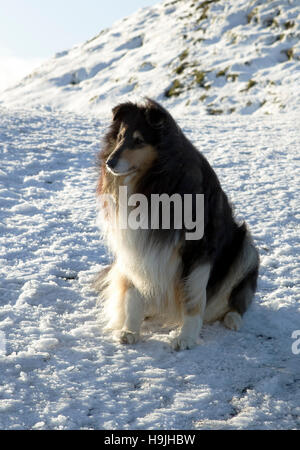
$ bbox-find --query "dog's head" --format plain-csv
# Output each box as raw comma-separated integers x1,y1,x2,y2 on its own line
105,98,173,177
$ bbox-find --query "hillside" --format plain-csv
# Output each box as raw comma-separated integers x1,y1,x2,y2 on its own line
0,0,299,116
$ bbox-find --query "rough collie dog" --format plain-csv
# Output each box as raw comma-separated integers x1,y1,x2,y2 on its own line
95,98,259,350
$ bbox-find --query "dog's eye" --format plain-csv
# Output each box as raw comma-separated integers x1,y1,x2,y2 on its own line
134,137,144,146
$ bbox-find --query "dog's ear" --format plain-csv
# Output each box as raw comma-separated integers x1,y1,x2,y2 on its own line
112,102,134,122
145,99,168,129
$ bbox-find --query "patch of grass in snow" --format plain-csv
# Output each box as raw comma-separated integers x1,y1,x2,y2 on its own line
263,17,279,28
84,29,107,45
24,71,39,80
174,62,188,75
282,48,294,61
197,6,210,22
139,61,155,71
216,67,229,77
164,0,180,6
196,0,220,11
165,79,184,97
247,7,259,25
276,33,286,42
241,79,257,92
179,49,189,61
89,95,98,103
207,106,223,115
227,32,238,45
181,12,193,20
226,73,239,82
193,70,206,87
284,20,295,30
193,37,205,45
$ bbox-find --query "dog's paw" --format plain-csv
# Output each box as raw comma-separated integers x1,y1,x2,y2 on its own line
171,336,197,351
223,311,242,331
119,330,140,345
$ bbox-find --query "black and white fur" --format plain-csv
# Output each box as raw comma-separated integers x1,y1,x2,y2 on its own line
95,98,259,350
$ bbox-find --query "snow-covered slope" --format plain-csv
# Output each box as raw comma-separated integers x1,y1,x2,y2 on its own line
0,107,299,429
1,0,300,116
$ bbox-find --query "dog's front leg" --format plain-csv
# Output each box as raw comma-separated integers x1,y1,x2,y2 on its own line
120,287,144,345
171,313,203,351
171,263,211,351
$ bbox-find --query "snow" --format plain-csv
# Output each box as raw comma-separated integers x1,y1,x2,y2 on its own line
0,0,299,431
0,106,299,429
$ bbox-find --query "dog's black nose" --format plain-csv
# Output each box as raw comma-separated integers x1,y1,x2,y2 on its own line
106,157,116,170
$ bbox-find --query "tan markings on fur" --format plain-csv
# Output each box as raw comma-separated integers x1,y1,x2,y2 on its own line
185,263,211,316
118,273,131,299
98,143,157,201
171,241,182,261
101,264,132,330
96,165,106,196
118,125,126,140
204,297,229,324
174,282,184,311
171,264,210,350
185,303,201,316
171,244,186,317
122,145,157,173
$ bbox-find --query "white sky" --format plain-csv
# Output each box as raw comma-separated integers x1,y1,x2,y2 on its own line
0,0,158,92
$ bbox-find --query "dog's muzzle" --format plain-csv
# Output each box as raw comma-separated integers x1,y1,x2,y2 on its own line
106,155,136,176
106,155,118,171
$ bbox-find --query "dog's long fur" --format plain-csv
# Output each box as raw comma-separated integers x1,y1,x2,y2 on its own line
95,98,259,350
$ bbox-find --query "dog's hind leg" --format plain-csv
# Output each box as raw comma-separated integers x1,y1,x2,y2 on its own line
120,287,145,345
171,263,211,351
223,265,259,331
223,311,243,331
